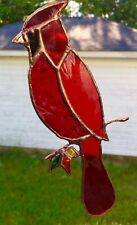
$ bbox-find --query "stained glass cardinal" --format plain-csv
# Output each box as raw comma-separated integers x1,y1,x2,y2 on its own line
12,0,129,216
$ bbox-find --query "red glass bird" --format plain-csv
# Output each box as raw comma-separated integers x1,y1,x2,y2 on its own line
13,0,128,216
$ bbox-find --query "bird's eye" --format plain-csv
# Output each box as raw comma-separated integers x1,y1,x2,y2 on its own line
27,30,39,57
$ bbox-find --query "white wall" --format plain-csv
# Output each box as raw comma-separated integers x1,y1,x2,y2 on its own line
0,53,137,156
87,58,137,156
0,56,67,150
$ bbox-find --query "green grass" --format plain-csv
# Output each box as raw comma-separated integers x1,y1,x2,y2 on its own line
0,148,137,225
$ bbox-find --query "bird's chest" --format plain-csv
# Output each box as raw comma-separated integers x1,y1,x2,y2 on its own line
29,55,86,139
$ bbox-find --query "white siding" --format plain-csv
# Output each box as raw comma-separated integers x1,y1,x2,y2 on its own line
86,58,137,156
0,54,137,156
0,56,67,149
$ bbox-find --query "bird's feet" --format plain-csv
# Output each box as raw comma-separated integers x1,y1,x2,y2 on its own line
45,144,80,175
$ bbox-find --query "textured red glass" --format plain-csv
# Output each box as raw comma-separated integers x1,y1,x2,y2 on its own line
41,20,68,64
60,50,107,139
81,138,115,215
61,154,71,175
23,2,65,30
30,54,87,139
13,0,118,217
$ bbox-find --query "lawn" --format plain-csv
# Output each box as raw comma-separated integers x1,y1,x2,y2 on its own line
0,148,137,225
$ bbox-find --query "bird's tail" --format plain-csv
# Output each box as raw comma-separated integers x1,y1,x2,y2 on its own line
80,137,115,216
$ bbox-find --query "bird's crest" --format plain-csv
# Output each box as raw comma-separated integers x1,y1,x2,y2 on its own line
22,1,68,31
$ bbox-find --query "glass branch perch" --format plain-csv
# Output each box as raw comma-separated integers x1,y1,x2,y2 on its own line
13,0,129,216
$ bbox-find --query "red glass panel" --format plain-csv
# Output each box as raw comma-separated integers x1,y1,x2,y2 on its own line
81,138,115,215
60,50,107,139
23,2,66,30
41,20,68,65
61,154,71,175
30,54,87,139
12,0,127,217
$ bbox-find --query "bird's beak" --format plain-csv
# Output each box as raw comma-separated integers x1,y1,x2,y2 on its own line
12,32,25,45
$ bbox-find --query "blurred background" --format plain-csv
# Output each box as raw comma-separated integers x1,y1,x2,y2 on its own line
0,0,137,224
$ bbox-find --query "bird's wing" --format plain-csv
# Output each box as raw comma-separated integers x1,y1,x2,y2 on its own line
59,50,108,140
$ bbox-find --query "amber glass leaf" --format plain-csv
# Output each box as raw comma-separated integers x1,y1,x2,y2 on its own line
41,20,68,64
65,147,79,159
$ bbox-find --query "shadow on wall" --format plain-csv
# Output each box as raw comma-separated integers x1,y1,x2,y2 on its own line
63,16,137,51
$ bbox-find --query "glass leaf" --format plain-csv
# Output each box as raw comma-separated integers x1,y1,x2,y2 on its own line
61,154,71,175
51,154,60,170
65,147,79,159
